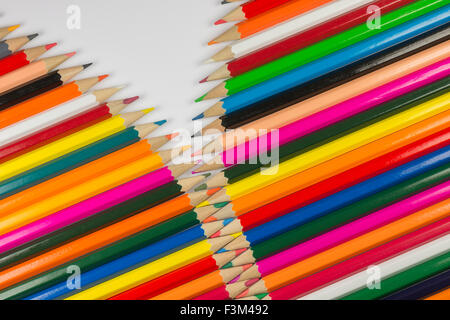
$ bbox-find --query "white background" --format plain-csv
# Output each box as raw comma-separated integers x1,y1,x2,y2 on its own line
0,0,245,150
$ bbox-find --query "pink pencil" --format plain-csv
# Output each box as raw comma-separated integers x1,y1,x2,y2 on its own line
222,58,450,167
0,166,175,253
255,180,450,277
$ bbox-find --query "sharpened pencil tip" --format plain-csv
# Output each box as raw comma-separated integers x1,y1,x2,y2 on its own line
235,289,250,299
207,187,222,196
98,74,109,81
192,113,204,121
223,218,234,226
203,216,217,223
8,25,20,31
195,94,207,103
142,107,155,114
123,96,139,104
27,33,39,40
222,262,232,269
210,231,220,238
45,43,57,50
167,132,179,140
216,248,227,254
66,51,76,58
154,120,167,126
214,19,227,25
199,77,208,84
204,58,215,64
208,40,217,46
82,63,93,69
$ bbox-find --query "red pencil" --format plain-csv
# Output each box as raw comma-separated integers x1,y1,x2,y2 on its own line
0,97,139,163
108,250,245,300
215,0,291,25
0,44,56,76
269,217,450,300
205,0,415,81
208,128,450,233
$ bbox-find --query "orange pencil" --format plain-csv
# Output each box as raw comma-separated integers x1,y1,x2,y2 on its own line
210,0,333,43
0,75,106,129
0,53,74,94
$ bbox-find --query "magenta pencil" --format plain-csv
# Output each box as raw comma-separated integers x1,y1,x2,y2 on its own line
221,58,450,167
0,166,176,253
256,180,450,277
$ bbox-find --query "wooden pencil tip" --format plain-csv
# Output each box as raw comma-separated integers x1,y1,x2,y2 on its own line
123,96,139,104
203,58,215,64
208,40,217,46
199,77,208,84
154,119,167,126
8,24,20,31
66,51,76,58
192,113,204,121
98,74,109,81
45,42,57,50
203,216,217,223
142,107,155,114
214,19,227,25
207,187,222,196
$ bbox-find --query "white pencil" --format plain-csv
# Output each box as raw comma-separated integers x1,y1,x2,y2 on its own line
207,0,373,62
0,87,123,146
299,234,450,300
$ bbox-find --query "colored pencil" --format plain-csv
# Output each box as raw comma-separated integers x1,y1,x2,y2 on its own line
65,232,241,300
237,200,450,298
0,34,38,60
0,75,106,129
0,53,74,94
0,85,123,148
0,94,132,164
0,63,89,112
200,24,449,130
197,48,449,156
208,0,375,62
198,78,450,191
202,0,446,100
212,154,450,244
29,215,233,300
341,254,450,300
206,0,416,80
0,167,190,272
0,186,218,293
0,122,163,199
424,287,450,300
0,43,56,77
215,150,450,252
0,25,20,40
216,0,291,24
199,93,449,206
200,8,449,117
266,217,450,300
109,248,243,300
210,0,334,44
